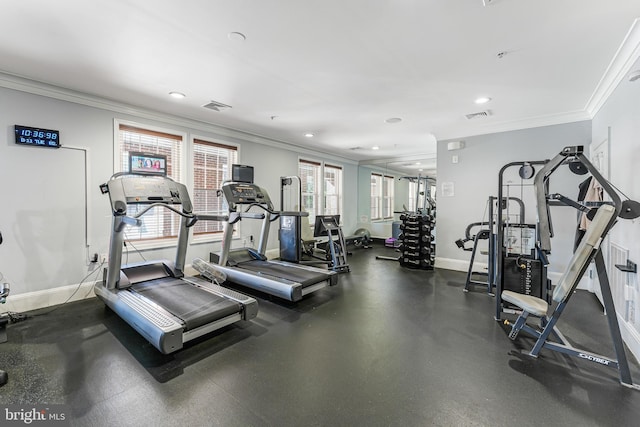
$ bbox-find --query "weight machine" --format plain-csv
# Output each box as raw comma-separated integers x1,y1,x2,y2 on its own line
456,196,525,294
494,159,551,319
501,145,640,388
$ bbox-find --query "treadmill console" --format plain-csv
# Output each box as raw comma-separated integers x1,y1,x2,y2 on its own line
107,174,191,214
222,182,272,211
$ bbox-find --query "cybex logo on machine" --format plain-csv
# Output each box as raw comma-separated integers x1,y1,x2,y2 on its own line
2,406,69,426
578,353,611,366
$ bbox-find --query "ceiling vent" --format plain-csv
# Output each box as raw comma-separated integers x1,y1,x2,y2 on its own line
465,110,491,120
203,100,232,111
349,146,364,150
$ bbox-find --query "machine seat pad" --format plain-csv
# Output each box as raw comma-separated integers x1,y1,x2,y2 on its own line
131,278,241,331
501,290,548,317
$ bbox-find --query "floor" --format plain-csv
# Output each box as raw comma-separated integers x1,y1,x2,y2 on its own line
1,244,640,426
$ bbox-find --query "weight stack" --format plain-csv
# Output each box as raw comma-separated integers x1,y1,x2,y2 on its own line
398,207,435,270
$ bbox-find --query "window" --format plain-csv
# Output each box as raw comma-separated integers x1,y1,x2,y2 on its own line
324,164,343,216
117,123,183,242
192,139,238,236
383,175,394,218
408,180,417,212
371,173,394,220
298,159,343,225
371,173,382,220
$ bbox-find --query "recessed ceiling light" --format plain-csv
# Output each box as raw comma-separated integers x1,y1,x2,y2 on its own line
372,146,380,150
385,117,402,124
304,133,314,138
415,162,421,165
475,97,491,104
228,32,246,42
418,169,424,172
169,91,186,99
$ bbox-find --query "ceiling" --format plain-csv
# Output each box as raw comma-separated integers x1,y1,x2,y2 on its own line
1,1,639,176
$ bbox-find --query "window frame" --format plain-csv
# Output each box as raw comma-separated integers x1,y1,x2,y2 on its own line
113,119,187,249
298,158,344,227
189,135,240,244
370,172,394,221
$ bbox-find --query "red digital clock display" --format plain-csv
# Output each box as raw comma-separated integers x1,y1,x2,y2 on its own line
15,125,60,148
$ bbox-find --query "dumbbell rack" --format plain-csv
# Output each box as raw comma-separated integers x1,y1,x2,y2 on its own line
398,207,436,270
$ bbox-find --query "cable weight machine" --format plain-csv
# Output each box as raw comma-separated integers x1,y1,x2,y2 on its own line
456,195,525,294
494,159,552,319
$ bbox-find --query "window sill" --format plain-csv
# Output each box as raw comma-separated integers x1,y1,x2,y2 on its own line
191,234,233,245
123,234,236,251
371,218,395,223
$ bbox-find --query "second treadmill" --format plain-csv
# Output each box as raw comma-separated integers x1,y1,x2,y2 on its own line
198,167,338,301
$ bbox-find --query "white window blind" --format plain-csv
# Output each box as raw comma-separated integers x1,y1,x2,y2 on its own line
408,180,417,212
192,139,237,235
371,173,394,220
371,173,382,220
324,164,343,216
383,175,394,219
118,124,183,242
299,160,322,224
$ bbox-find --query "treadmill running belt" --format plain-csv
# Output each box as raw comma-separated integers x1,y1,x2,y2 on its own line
131,278,241,331
237,260,332,287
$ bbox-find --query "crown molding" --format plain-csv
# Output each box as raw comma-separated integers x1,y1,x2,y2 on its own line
585,18,640,116
434,109,592,142
0,71,358,166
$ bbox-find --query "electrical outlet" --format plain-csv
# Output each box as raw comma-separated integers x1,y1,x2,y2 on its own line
100,253,108,263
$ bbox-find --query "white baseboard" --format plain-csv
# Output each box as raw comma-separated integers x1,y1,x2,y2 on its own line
618,313,640,364
433,257,468,272
4,281,99,314
6,262,202,313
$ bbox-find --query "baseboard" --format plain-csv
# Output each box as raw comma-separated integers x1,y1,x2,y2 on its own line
4,281,99,314
433,257,468,272
618,313,640,365
5,262,204,314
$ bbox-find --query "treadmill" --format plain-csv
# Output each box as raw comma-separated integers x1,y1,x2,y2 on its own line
94,173,258,354
197,165,338,302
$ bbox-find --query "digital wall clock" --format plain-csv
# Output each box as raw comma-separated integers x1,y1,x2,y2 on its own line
14,125,60,148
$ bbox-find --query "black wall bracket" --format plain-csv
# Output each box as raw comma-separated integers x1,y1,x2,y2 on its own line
615,260,637,274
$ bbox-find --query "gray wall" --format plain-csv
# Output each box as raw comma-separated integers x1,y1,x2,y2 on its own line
0,85,357,296
592,57,640,345
435,121,592,275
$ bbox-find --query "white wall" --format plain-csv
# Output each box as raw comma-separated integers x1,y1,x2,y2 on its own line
592,57,640,360
435,121,592,276
0,83,357,309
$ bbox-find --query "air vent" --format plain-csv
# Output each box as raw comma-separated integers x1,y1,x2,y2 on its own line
203,100,232,111
349,146,364,150
465,110,491,120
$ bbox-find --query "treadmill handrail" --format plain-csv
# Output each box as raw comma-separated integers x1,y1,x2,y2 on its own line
242,203,307,221
129,202,193,220
196,213,230,222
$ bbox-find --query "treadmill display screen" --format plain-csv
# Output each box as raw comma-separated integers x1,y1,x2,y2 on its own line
231,186,258,201
232,164,254,183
